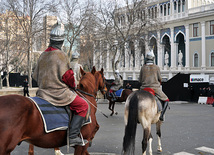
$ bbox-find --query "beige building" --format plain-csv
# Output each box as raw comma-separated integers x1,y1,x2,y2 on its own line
41,15,58,51
94,0,214,82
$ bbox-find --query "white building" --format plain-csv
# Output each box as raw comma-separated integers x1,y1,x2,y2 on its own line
93,0,214,82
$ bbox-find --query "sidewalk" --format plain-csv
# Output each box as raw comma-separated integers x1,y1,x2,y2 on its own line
0,87,38,96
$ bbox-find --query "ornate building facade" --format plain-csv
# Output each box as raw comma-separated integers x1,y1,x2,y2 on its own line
93,0,214,82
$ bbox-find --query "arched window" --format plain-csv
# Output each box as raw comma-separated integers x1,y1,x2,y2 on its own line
168,3,170,15
194,53,198,67
182,0,185,12
211,52,214,66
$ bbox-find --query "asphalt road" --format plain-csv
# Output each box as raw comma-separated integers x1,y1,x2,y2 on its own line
11,101,214,155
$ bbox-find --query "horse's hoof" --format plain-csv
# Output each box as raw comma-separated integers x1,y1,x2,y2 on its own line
55,150,64,155
157,147,162,153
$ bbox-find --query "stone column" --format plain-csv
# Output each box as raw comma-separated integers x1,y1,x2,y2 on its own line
145,34,149,55
134,40,140,70
201,21,206,69
185,24,190,69
106,43,109,71
93,42,96,66
170,27,176,69
99,40,102,70
157,31,163,69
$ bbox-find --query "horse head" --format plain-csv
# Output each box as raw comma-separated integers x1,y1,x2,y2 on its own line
93,66,107,95
78,67,97,97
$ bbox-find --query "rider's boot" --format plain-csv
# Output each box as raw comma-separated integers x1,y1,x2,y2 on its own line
159,101,169,121
110,92,117,101
69,114,88,146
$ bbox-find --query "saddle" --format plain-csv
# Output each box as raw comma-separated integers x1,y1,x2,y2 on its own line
143,88,162,112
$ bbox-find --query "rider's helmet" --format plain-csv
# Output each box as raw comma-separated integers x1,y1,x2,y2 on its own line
115,70,120,75
72,51,80,59
50,22,65,42
146,49,155,63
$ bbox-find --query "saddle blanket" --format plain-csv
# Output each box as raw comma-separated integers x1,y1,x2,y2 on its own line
155,97,163,112
29,97,69,133
115,89,124,97
29,97,92,133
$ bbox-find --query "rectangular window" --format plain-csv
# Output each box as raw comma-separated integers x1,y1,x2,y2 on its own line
193,23,198,37
210,21,214,35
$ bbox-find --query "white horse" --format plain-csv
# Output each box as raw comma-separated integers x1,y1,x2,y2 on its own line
122,89,163,155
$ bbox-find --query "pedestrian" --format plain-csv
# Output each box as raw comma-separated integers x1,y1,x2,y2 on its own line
23,78,30,97
32,22,88,147
139,49,169,121
206,87,212,97
125,83,132,91
202,87,207,96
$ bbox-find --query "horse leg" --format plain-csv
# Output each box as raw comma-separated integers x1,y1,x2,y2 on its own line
28,144,34,155
108,101,114,116
111,101,118,115
148,134,153,155
54,147,64,155
156,121,162,152
142,127,151,155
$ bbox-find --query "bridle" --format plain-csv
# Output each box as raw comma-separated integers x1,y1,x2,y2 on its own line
98,72,107,94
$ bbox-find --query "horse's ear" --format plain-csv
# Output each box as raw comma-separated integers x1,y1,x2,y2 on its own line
91,66,96,75
101,68,104,74
80,67,85,76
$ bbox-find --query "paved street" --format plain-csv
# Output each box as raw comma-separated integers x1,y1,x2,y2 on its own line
11,101,214,155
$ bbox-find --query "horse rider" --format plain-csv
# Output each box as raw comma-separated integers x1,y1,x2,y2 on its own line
109,70,123,101
70,51,83,86
139,49,169,121
32,22,88,146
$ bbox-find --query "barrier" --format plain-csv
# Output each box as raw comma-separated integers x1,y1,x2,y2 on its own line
207,97,214,105
198,96,214,105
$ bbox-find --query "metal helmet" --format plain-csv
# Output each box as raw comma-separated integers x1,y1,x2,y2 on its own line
146,49,155,63
50,22,65,41
72,51,80,59
115,70,119,74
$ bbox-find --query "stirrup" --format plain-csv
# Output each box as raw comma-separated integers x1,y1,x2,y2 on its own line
69,133,88,147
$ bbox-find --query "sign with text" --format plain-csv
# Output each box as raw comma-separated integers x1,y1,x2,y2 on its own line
190,75,209,83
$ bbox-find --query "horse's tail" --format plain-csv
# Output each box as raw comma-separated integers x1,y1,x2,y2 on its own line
122,93,138,155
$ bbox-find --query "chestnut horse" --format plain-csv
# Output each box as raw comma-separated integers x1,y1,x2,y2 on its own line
105,81,132,116
0,67,106,155
122,89,163,155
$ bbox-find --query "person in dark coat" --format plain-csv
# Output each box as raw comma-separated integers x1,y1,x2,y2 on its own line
23,78,30,97
125,83,132,91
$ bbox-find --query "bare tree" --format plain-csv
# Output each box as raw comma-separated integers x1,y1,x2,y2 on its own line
96,0,163,75
0,10,27,88
3,0,57,88
78,2,100,71
57,0,96,61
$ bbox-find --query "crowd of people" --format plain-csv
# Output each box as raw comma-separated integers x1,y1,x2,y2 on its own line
199,87,213,97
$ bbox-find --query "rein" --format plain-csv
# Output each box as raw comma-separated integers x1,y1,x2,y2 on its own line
75,89,108,118
76,88,96,99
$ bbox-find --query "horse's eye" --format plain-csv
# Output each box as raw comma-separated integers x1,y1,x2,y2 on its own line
79,84,84,89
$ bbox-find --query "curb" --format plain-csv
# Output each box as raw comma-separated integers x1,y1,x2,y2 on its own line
67,153,118,155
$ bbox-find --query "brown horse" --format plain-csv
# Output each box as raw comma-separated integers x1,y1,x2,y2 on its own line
0,67,106,155
122,89,163,155
105,81,132,116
